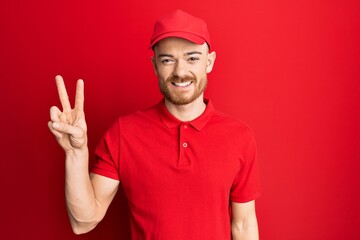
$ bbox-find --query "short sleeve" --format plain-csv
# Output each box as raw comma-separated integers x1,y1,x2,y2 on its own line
91,120,121,181
230,133,261,202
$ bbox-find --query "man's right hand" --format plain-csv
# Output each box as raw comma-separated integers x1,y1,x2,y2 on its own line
48,75,119,235
48,75,87,154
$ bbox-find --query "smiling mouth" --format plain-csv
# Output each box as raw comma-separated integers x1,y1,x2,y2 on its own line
172,81,192,87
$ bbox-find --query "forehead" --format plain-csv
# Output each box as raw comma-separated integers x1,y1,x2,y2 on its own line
154,37,208,55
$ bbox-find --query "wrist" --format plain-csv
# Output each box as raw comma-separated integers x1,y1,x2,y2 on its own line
65,146,89,162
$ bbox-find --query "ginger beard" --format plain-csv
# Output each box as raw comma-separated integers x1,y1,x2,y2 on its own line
158,74,207,105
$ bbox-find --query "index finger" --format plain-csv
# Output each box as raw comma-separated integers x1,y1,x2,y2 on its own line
55,75,72,112
74,79,84,111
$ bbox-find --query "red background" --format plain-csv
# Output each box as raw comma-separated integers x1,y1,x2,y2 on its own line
1,0,359,239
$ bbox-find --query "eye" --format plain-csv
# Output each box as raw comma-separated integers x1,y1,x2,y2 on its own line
161,58,175,64
188,57,200,62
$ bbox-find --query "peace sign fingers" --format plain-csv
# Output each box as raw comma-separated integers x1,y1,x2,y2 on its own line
50,75,88,151
74,79,84,111
55,75,72,112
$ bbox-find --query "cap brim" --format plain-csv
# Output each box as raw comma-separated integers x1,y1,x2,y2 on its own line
150,32,206,49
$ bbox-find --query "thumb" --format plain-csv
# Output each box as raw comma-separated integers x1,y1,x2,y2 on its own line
52,121,83,137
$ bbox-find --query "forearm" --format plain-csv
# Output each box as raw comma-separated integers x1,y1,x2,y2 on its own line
231,215,259,240
65,148,99,233
49,76,105,234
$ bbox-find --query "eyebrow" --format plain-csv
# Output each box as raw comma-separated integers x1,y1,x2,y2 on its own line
157,54,174,58
157,51,203,58
186,51,202,56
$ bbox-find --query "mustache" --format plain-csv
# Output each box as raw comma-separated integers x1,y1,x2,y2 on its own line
166,75,197,83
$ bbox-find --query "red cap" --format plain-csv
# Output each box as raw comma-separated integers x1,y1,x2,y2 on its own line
150,9,211,49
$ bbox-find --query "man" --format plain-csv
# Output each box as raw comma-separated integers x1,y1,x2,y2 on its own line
48,9,261,240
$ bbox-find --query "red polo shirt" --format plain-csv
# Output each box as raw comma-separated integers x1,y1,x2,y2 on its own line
92,99,261,240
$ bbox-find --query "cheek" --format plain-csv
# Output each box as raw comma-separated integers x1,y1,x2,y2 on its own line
157,66,174,79
192,65,208,78
194,62,208,73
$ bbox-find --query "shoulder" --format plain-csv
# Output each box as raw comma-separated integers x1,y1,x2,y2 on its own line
210,109,255,139
102,104,160,140
114,103,160,129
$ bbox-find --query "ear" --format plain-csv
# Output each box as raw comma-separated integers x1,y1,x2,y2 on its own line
206,51,216,74
151,56,158,76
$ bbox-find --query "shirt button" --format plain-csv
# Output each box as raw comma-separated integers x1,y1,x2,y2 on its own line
183,125,188,129
183,142,188,148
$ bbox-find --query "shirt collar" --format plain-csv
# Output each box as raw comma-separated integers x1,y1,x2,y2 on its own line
157,98,214,131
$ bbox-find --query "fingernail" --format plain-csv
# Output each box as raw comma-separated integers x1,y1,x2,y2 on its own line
53,122,60,129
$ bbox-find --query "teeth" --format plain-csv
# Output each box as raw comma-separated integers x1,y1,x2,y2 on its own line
173,81,192,87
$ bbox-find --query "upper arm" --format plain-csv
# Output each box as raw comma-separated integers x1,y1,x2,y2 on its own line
231,200,259,240
90,173,120,218
231,200,257,222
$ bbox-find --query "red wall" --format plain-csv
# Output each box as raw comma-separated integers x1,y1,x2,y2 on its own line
1,0,359,239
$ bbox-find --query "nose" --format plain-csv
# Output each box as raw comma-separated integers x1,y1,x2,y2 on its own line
173,59,187,78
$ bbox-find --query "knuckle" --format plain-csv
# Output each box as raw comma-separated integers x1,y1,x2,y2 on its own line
50,106,61,120
50,115,57,122
50,106,58,113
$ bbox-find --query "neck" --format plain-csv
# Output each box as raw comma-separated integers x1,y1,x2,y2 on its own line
164,95,206,122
